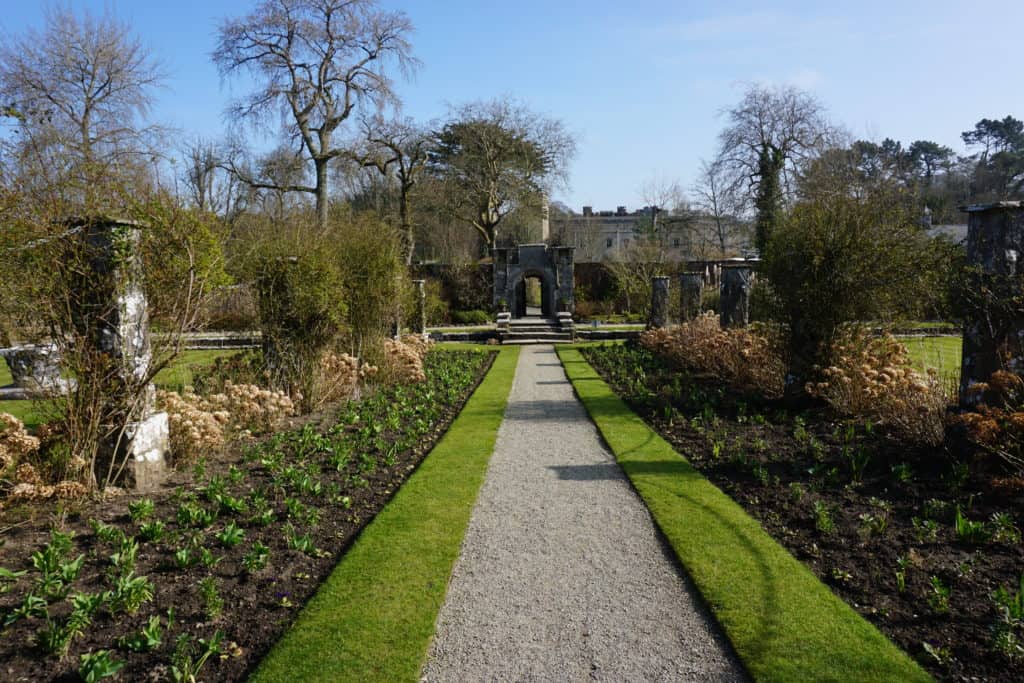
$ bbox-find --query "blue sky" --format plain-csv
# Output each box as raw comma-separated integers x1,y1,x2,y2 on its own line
3,1,1023,211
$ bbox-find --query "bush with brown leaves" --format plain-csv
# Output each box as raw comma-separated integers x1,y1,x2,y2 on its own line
953,370,1024,472
640,313,785,397
807,332,948,446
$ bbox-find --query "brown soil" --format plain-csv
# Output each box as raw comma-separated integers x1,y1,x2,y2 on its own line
0,350,494,682
584,343,1024,683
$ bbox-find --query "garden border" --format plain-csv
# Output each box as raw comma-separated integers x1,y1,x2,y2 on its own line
250,345,520,682
556,345,931,682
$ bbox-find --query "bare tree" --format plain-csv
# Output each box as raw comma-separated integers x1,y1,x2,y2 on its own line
345,115,430,264
213,0,416,229
717,84,833,252
692,157,748,257
0,6,164,202
179,137,252,222
428,99,576,249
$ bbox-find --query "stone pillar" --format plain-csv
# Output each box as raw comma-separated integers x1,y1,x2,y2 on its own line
648,276,670,329
554,246,575,313
679,271,704,322
492,247,510,312
72,217,167,490
720,264,753,328
959,202,1024,406
412,279,426,335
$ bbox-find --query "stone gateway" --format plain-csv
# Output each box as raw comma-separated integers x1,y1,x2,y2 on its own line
492,244,575,318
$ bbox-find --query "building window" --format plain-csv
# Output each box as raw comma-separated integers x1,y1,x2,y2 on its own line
673,238,681,248
605,238,613,248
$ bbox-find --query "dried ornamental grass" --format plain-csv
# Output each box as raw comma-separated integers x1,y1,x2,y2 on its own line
807,333,947,446
640,313,785,397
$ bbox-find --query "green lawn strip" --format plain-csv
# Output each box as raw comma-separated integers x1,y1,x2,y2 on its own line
557,346,930,683
250,346,520,683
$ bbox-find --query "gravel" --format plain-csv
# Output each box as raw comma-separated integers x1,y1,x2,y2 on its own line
421,344,748,682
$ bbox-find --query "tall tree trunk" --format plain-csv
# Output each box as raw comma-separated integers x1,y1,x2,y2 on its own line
399,186,414,265
314,157,329,229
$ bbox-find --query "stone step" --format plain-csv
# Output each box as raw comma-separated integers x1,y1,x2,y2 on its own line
500,336,574,345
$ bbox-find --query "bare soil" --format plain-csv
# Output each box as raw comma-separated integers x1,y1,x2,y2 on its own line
0,350,494,682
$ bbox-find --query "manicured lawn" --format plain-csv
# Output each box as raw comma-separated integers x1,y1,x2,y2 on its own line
557,346,931,683
150,349,241,391
901,335,961,376
0,350,239,427
251,346,520,683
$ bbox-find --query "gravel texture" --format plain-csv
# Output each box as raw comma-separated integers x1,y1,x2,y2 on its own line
421,344,748,682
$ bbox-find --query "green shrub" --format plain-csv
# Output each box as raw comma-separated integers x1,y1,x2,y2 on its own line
451,310,491,325
336,212,405,355
402,279,448,328
701,286,720,313
763,190,934,400
256,248,344,405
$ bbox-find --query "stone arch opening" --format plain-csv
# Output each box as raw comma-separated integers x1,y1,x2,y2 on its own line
492,244,575,321
512,269,554,318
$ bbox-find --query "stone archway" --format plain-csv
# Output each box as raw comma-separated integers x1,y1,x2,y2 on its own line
492,244,574,319
512,269,555,318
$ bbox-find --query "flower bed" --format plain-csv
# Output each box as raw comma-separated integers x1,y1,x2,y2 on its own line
0,349,495,682
583,341,1024,682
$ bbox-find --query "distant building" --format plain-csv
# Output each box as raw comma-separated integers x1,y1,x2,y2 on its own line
550,205,749,262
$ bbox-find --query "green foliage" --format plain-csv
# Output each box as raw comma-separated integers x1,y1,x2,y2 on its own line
813,500,835,534
450,309,491,325
754,145,784,253
170,630,223,683
117,614,163,652
0,566,27,594
128,498,155,522
78,650,124,682
216,521,245,548
242,541,270,573
198,576,223,620
427,99,573,247
928,575,952,613
138,520,166,543
763,190,937,396
335,211,405,356
105,573,154,615
954,507,992,545
256,240,345,402
991,573,1024,660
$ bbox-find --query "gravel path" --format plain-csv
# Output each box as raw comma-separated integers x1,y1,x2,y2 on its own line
421,345,747,682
